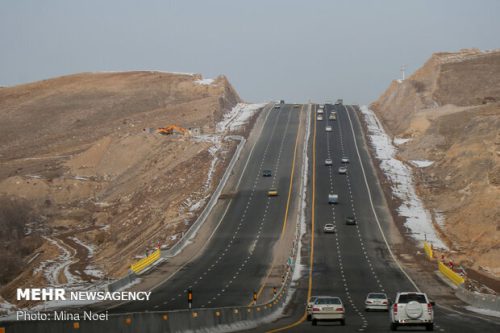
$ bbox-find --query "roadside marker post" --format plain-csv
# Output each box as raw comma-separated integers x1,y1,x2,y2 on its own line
188,288,193,310
253,291,257,305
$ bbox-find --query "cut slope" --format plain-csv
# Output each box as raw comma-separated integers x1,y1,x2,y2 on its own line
0,71,251,307
370,49,500,279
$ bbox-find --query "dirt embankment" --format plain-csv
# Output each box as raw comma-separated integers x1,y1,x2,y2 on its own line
371,49,500,281
0,71,243,304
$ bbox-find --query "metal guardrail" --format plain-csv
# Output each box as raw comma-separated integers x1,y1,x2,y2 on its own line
438,261,465,286
130,249,161,274
1,254,296,333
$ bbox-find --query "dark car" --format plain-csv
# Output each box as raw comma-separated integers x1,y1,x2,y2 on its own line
263,170,272,177
346,216,357,225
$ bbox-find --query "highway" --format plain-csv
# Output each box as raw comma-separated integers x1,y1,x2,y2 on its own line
256,104,500,333
110,104,304,312
5,103,498,333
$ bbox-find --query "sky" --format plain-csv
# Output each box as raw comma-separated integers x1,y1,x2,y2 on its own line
1,0,499,104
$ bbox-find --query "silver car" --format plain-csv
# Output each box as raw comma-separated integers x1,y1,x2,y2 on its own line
365,292,390,311
311,296,345,326
341,156,349,163
325,126,332,132
325,158,332,166
323,224,335,233
338,166,347,174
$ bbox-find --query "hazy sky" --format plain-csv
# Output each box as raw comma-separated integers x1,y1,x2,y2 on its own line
1,0,499,104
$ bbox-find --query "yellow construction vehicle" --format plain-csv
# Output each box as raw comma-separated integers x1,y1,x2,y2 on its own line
156,125,190,136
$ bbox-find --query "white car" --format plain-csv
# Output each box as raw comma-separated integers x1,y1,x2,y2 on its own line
311,296,345,326
325,158,332,166
390,292,434,331
325,126,332,132
365,292,390,311
329,112,337,120
317,115,324,121
306,296,318,320
323,224,335,233
338,166,347,174
317,108,324,114
341,156,349,163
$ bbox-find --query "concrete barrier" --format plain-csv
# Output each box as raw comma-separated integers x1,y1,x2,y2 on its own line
130,249,161,274
438,261,465,286
423,242,433,260
106,272,138,293
456,285,500,312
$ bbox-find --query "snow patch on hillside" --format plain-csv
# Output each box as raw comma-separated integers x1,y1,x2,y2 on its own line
217,103,266,133
195,78,215,85
411,160,434,168
360,106,447,249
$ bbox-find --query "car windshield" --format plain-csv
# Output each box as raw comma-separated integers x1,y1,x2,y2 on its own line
309,297,317,303
368,293,387,299
325,224,333,227
315,297,341,305
398,294,427,303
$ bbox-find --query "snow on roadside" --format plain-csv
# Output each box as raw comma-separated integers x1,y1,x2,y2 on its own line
183,103,265,215
465,306,500,318
360,106,447,249
216,103,266,133
292,104,311,283
410,160,434,168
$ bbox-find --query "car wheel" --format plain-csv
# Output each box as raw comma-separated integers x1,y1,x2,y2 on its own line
341,319,346,326
426,323,434,331
306,314,311,321
390,323,398,331
312,319,317,326
365,308,369,312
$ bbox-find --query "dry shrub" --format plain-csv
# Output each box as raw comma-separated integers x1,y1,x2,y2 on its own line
0,196,40,284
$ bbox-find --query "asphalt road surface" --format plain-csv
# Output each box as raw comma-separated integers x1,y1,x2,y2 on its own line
110,104,303,313
256,104,500,333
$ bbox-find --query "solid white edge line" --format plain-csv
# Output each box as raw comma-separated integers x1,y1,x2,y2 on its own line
344,105,420,292
345,105,500,325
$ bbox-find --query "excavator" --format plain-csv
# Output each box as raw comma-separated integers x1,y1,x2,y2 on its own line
156,125,190,136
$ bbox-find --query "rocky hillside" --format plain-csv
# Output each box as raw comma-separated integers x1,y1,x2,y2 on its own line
371,49,500,279
0,71,245,302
